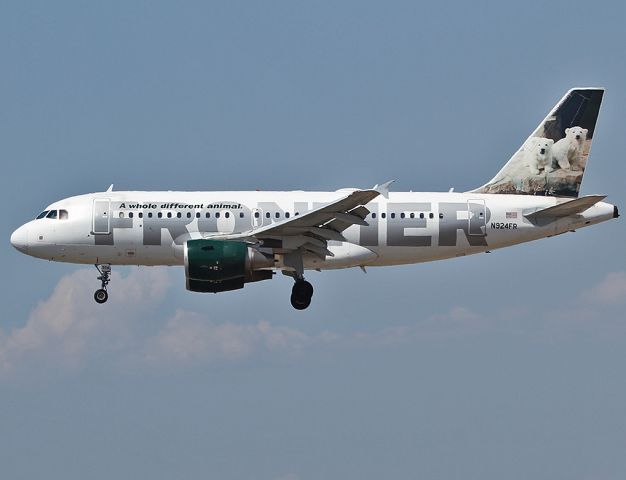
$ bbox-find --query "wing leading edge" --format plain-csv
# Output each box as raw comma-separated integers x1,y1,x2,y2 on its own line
205,183,392,259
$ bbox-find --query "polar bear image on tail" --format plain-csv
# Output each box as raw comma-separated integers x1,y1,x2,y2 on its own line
551,126,588,171
523,137,554,175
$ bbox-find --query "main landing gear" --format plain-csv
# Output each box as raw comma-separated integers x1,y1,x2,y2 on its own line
291,279,314,310
94,264,111,304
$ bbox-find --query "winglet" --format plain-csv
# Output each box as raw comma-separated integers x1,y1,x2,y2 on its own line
373,180,395,199
106,184,114,192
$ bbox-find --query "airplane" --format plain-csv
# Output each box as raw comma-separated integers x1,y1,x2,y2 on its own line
10,88,619,310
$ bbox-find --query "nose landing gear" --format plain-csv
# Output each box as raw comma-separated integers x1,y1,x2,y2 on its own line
290,279,313,310
94,264,111,304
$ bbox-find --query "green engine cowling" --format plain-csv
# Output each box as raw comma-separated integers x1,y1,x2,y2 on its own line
184,239,273,293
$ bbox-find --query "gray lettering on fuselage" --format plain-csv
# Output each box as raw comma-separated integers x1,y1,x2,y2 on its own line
360,203,378,246
294,202,309,218
387,203,432,247
258,202,284,227
143,213,194,245
438,202,491,247
105,199,492,249
110,200,253,246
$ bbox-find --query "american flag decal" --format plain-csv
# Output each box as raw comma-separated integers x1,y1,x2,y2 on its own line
506,212,518,219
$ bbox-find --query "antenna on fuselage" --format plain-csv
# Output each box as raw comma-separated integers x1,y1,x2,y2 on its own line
106,184,114,192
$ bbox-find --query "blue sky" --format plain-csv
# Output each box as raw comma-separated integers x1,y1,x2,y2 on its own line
1,1,626,479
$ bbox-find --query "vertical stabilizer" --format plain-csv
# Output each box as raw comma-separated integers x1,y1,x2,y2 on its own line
473,88,604,197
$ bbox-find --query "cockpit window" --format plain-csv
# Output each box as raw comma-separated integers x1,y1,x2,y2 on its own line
46,210,58,219
59,209,69,220
36,210,49,219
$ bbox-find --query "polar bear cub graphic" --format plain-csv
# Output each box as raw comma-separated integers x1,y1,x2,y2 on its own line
551,126,588,171
523,137,554,175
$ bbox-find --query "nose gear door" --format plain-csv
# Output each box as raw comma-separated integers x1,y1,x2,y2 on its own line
93,199,111,234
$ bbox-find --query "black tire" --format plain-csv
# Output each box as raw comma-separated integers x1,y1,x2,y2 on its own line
94,289,108,304
292,280,313,299
290,294,311,310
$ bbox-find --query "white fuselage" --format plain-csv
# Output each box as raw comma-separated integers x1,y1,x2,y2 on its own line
10,190,616,271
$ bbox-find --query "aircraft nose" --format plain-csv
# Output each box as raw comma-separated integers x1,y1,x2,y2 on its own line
10,225,29,253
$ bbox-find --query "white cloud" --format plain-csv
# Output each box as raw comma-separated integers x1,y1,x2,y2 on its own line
0,267,170,376
6,266,624,379
349,306,489,347
0,267,323,377
581,271,626,306
143,310,312,366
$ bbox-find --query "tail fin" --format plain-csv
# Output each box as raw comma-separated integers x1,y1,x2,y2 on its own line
473,88,604,197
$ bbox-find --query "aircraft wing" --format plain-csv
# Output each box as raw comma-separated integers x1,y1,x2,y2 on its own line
206,182,391,259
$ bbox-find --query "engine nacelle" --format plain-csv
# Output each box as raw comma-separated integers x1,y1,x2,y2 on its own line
184,239,273,293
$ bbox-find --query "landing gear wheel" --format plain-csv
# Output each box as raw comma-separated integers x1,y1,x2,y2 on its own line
94,288,108,304
290,280,313,310
290,295,311,310
94,264,111,304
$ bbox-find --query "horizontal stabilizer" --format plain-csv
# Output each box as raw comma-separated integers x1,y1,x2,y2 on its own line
524,195,606,220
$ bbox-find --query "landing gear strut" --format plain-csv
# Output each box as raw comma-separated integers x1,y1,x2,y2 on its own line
94,264,111,304
291,279,313,310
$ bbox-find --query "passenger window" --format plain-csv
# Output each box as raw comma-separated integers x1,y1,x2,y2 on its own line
206,212,210,218
139,212,143,218
224,212,230,218
187,212,191,218
439,213,444,219
372,213,376,219
59,209,69,220
266,212,270,218
36,211,49,219
285,212,290,218
295,212,299,216
390,213,395,219
167,212,172,218
46,210,58,219
148,212,153,218
429,213,434,219
196,212,200,218
158,212,162,218
275,212,280,218
254,212,259,218
129,212,134,219
119,212,124,218
381,213,386,219
216,212,220,218
400,213,405,219
239,212,244,218
410,213,414,219
420,213,424,219
177,212,182,218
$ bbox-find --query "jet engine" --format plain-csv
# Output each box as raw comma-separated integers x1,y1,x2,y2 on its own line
184,239,273,293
